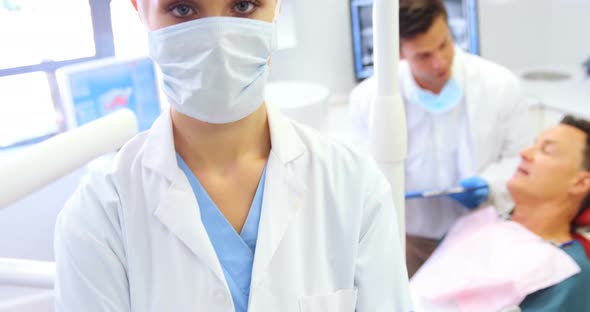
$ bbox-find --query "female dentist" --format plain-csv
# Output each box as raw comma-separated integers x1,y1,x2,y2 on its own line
54,0,412,311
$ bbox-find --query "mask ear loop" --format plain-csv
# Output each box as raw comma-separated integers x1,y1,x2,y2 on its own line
269,0,283,51
273,0,283,23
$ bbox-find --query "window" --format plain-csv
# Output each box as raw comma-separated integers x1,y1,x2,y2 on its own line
0,0,115,148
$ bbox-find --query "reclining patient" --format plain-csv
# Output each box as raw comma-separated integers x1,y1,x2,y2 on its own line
411,115,590,312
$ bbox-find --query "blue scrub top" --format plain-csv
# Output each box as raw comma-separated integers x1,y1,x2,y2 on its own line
520,240,590,311
177,155,267,312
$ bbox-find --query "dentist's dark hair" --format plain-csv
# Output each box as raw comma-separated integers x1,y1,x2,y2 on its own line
399,0,448,40
561,115,590,215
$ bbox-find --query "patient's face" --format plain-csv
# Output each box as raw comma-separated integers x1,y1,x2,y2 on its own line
508,124,588,201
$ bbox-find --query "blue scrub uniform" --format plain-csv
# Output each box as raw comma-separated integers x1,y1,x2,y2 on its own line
178,155,267,312
520,240,590,311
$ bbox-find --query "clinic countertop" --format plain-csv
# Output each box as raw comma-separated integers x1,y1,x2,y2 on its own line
519,66,590,118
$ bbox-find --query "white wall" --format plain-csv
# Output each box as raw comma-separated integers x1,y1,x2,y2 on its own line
546,0,590,66
0,152,113,261
479,0,590,133
111,0,148,58
0,168,86,261
479,0,590,70
268,0,357,99
273,0,590,101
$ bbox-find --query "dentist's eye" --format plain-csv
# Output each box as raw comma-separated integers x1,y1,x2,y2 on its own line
234,0,258,15
169,3,195,18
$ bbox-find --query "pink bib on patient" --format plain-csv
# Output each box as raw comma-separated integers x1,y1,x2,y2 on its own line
410,207,581,312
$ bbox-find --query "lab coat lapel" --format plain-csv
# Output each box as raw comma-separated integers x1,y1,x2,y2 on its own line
143,109,226,285
454,48,478,176
250,107,306,287
463,69,479,164
153,170,227,285
454,48,475,133
143,107,307,288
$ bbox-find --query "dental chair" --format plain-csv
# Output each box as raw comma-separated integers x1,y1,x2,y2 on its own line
410,206,590,312
573,208,590,258
0,109,138,312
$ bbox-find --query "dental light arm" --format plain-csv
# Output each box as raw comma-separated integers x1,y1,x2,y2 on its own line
370,0,407,246
0,109,138,209
0,109,138,289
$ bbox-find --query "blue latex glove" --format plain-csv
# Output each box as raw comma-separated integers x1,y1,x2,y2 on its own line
448,176,489,210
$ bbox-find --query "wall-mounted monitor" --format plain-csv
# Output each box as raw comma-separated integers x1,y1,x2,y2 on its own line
350,0,480,80
57,56,161,132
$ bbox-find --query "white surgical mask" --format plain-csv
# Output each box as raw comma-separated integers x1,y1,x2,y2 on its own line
410,77,463,114
148,17,277,124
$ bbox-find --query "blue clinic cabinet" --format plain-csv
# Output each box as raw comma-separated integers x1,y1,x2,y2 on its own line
57,56,161,132
350,0,480,80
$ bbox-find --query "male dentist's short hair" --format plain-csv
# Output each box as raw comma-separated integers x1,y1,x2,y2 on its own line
399,0,448,40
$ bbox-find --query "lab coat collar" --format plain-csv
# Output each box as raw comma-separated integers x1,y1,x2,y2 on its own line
153,169,228,286
250,106,308,287
451,46,467,88
142,106,307,289
142,109,178,182
142,106,306,180
142,109,227,285
452,47,478,171
266,104,307,164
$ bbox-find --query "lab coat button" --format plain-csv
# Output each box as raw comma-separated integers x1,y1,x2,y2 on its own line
213,289,229,304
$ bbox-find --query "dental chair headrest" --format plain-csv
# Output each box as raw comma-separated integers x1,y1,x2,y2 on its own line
573,208,590,259
574,207,590,227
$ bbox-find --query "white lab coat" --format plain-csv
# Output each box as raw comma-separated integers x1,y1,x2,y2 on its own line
54,107,412,312
349,48,534,238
